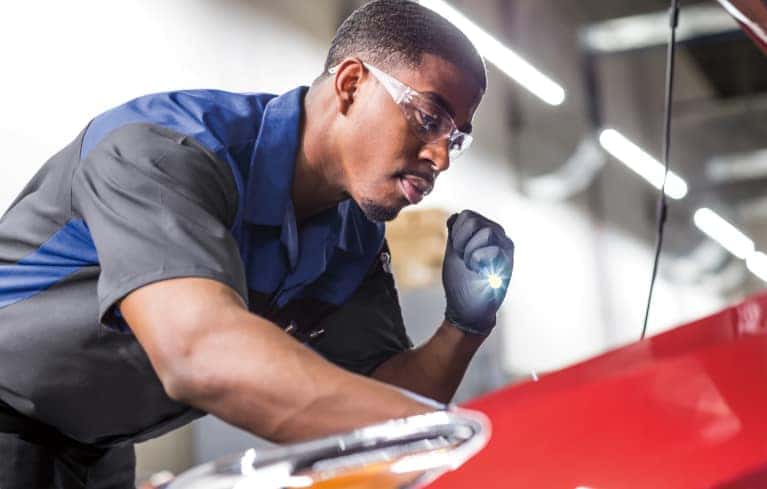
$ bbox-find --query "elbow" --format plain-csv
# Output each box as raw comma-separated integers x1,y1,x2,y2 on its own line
160,367,200,404
161,360,221,405
152,341,220,405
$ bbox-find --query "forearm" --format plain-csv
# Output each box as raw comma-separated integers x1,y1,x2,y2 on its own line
371,320,484,403
122,278,434,443
173,308,433,442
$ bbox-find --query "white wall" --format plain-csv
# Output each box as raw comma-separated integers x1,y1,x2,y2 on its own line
0,0,330,212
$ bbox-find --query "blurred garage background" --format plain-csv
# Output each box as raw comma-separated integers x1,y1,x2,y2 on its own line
1,0,765,482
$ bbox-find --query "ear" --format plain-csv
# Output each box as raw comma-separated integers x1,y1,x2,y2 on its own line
332,58,366,115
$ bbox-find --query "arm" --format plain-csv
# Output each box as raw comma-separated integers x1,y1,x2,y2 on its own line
72,125,433,443
121,277,432,443
375,210,514,403
371,321,484,403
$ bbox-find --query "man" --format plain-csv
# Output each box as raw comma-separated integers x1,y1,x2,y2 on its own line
0,0,514,487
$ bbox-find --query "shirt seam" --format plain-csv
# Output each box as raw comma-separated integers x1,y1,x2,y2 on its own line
99,266,247,322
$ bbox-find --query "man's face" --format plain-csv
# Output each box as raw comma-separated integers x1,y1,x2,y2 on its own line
337,54,483,222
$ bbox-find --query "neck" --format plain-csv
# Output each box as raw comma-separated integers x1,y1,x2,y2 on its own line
292,84,346,223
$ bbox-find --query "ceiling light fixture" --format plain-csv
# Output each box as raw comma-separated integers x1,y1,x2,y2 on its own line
419,0,566,106
599,128,688,199
746,251,767,282
693,208,755,259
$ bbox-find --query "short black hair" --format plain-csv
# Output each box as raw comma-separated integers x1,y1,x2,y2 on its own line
321,0,486,92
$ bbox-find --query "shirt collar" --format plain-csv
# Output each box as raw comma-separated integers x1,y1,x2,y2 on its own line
243,86,376,257
243,86,307,226
335,200,370,256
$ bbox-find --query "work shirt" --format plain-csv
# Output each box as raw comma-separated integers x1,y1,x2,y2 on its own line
0,86,412,447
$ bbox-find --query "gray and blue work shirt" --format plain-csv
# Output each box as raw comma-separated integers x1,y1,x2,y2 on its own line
0,86,412,447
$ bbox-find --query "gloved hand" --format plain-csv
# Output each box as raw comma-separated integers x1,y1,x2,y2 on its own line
442,210,514,336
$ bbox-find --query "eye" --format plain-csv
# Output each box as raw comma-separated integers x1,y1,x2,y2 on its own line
449,136,463,151
413,109,441,133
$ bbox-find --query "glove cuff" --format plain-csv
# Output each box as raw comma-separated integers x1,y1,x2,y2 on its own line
444,308,496,337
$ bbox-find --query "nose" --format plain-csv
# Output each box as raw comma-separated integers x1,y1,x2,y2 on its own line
421,138,451,174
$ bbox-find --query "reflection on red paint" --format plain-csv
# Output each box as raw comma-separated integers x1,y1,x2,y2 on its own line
430,292,767,489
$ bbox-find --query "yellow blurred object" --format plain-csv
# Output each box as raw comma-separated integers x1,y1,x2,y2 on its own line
387,209,449,290
295,460,421,488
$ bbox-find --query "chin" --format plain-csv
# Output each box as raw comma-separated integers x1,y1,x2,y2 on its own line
358,198,404,222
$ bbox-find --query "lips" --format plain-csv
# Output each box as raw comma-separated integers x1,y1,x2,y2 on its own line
398,174,433,205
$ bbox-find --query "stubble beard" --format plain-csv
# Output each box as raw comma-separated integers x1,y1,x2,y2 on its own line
359,198,402,222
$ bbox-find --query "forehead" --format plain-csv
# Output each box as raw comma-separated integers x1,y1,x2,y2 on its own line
389,53,484,130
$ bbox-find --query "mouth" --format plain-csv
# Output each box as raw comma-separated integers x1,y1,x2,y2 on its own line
397,173,434,205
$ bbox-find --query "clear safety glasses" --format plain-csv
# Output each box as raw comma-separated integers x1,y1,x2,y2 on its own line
328,62,474,159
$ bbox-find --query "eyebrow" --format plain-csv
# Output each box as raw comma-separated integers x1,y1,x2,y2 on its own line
423,92,473,134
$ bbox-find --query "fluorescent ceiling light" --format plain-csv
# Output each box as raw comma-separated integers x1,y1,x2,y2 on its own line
693,208,755,259
419,0,566,106
598,129,688,199
691,208,766,282
707,148,767,183
583,5,737,54
747,251,767,282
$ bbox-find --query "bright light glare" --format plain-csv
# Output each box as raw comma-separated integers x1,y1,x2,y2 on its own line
284,476,314,488
487,273,503,289
746,252,767,282
419,0,566,105
241,449,257,475
391,451,456,474
599,129,688,199
693,208,755,259
235,454,310,489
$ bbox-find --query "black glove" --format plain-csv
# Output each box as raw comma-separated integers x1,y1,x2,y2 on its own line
442,210,514,336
